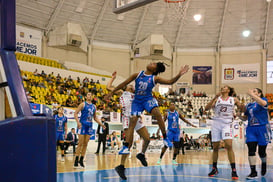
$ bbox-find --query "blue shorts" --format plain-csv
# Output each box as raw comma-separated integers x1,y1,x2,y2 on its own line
167,130,180,142
56,132,64,142
131,98,158,116
77,121,93,135
246,124,272,146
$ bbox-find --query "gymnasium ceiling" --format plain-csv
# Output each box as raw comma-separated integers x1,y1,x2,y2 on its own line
16,0,273,49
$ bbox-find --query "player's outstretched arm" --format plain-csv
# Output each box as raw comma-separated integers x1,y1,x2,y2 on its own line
205,92,220,111
155,65,189,85
93,111,106,129
106,71,117,92
179,112,197,127
108,73,138,96
247,89,267,107
234,97,246,112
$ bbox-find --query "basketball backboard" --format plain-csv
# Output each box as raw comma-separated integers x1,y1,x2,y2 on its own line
113,0,159,14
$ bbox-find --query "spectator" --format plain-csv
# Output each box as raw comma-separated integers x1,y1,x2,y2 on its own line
95,117,109,154
199,106,204,117
179,131,185,155
110,131,121,150
83,77,89,84
33,69,39,76
68,75,72,81
64,128,78,154
41,70,46,78
150,133,157,139
96,80,100,84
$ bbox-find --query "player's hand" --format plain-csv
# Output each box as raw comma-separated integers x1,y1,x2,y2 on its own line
192,124,197,128
179,65,189,76
247,89,254,96
112,71,117,79
77,122,82,129
65,134,67,139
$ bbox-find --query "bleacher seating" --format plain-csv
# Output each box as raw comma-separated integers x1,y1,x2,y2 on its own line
16,52,64,69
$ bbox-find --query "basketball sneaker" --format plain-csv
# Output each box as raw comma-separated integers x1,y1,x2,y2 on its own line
73,156,80,169
136,153,148,167
118,146,130,155
61,157,65,162
79,156,85,168
231,171,238,180
115,165,127,180
157,159,162,164
261,163,267,176
163,138,173,148
246,171,258,179
208,167,218,177
172,160,178,165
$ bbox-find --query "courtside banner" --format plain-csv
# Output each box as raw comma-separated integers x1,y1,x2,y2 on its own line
222,63,260,83
16,25,42,56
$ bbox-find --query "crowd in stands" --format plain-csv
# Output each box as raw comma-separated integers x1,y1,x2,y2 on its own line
21,69,168,115
20,67,273,119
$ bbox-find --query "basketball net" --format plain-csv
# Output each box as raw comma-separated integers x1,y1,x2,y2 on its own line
164,0,189,22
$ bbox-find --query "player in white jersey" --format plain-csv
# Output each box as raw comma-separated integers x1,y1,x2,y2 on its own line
205,85,244,180
107,71,150,170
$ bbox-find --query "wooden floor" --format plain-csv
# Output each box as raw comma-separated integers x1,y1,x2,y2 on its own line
57,142,273,173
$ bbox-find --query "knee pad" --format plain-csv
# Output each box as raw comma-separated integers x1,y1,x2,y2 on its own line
60,143,64,150
173,142,180,148
248,151,256,156
258,146,267,158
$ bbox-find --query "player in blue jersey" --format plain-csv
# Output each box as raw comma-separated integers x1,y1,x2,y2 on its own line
73,92,106,169
55,107,67,162
243,88,272,179
108,62,189,180
157,103,196,165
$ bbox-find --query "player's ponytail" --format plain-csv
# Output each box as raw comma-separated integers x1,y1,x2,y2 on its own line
227,86,236,97
255,88,264,98
153,62,167,75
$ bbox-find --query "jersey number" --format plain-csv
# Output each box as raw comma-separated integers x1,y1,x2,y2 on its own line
220,106,227,112
139,81,148,90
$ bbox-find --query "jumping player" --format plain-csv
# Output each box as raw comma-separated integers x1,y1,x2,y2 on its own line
157,102,196,165
107,71,151,180
243,88,271,179
73,92,106,168
205,85,244,180
55,107,67,162
108,62,189,180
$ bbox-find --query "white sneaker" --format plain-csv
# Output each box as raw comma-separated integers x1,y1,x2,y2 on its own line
172,160,178,165
118,146,130,155
61,157,65,162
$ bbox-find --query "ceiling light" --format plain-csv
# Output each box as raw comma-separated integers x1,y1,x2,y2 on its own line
193,14,202,21
242,30,251,37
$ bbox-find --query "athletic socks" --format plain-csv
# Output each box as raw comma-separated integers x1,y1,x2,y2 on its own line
160,152,164,159
173,153,177,160
163,133,167,139
213,162,217,169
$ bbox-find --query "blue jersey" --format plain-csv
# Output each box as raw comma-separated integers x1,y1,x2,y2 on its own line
167,111,180,133
55,114,67,132
80,102,96,125
134,71,155,100
245,97,269,126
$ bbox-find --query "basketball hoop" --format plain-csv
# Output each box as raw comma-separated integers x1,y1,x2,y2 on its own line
164,0,189,21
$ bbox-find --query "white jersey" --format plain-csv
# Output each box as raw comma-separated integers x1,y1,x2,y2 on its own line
213,96,235,123
120,91,134,117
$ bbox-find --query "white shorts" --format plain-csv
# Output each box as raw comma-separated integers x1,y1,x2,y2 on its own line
122,115,144,131
211,120,233,142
